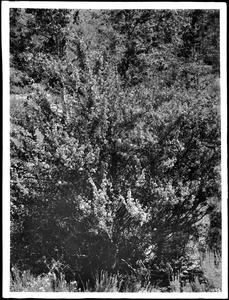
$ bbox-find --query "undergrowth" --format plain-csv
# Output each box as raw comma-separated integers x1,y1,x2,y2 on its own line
170,251,222,292
10,251,222,293
10,269,160,292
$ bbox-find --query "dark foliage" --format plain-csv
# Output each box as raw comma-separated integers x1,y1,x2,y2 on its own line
10,8,221,289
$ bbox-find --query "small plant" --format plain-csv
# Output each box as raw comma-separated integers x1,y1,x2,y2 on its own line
190,277,206,292
170,276,181,292
181,282,194,292
10,266,70,292
94,271,120,292
92,271,160,292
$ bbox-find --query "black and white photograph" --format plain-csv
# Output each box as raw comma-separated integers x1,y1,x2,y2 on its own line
2,1,227,298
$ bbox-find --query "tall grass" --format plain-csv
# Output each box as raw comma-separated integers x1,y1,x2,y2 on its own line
10,268,71,292
201,251,222,292
10,251,222,293
10,268,160,292
170,251,222,292
94,271,121,292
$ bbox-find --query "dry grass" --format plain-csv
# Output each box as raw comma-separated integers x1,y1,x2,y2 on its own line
169,251,222,293
10,251,222,293
10,268,160,293
201,251,222,291
10,268,71,292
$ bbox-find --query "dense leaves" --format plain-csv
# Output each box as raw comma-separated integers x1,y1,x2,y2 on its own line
10,9,221,289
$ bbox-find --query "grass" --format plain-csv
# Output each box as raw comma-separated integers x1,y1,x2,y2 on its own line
169,251,222,293
10,268,160,293
201,251,222,292
94,271,121,292
10,268,70,292
10,251,222,293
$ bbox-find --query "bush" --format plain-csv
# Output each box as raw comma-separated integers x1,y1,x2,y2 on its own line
10,9,221,293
